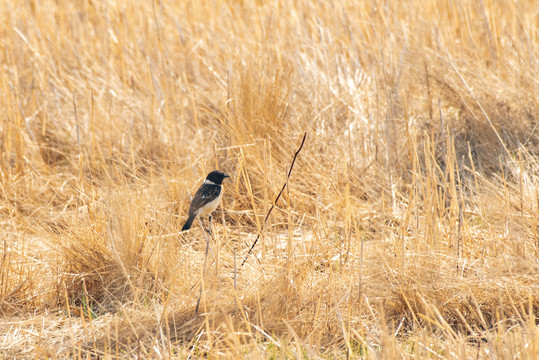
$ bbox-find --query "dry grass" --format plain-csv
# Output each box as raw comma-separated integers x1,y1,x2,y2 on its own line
1,0,538,358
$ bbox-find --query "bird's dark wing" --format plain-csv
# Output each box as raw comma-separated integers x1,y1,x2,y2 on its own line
188,183,221,215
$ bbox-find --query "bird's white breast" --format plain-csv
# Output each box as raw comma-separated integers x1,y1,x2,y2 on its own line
195,189,223,217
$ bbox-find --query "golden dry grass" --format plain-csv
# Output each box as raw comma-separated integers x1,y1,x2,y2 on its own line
0,0,538,358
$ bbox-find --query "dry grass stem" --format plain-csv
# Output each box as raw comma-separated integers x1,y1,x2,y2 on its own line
0,0,537,358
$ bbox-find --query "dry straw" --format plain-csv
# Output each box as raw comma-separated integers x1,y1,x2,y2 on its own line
0,0,537,358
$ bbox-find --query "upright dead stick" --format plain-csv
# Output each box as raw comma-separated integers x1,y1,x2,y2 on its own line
242,132,307,267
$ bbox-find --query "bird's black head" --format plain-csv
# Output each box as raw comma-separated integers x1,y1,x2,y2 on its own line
206,170,230,185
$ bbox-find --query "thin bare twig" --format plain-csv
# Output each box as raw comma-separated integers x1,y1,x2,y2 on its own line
242,132,307,267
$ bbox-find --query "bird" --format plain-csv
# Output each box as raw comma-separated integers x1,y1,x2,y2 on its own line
181,170,230,233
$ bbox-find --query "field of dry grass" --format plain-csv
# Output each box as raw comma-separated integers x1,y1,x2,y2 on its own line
1,0,538,358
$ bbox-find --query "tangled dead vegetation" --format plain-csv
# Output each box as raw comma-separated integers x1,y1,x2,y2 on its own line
0,0,537,358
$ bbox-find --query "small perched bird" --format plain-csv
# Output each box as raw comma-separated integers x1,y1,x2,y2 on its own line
181,170,230,233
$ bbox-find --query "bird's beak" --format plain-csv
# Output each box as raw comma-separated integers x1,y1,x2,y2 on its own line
224,174,230,179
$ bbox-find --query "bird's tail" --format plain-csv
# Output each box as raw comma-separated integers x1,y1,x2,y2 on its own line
182,214,196,231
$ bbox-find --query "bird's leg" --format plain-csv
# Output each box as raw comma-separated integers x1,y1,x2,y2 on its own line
200,217,205,231
207,215,213,235
200,216,212,234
